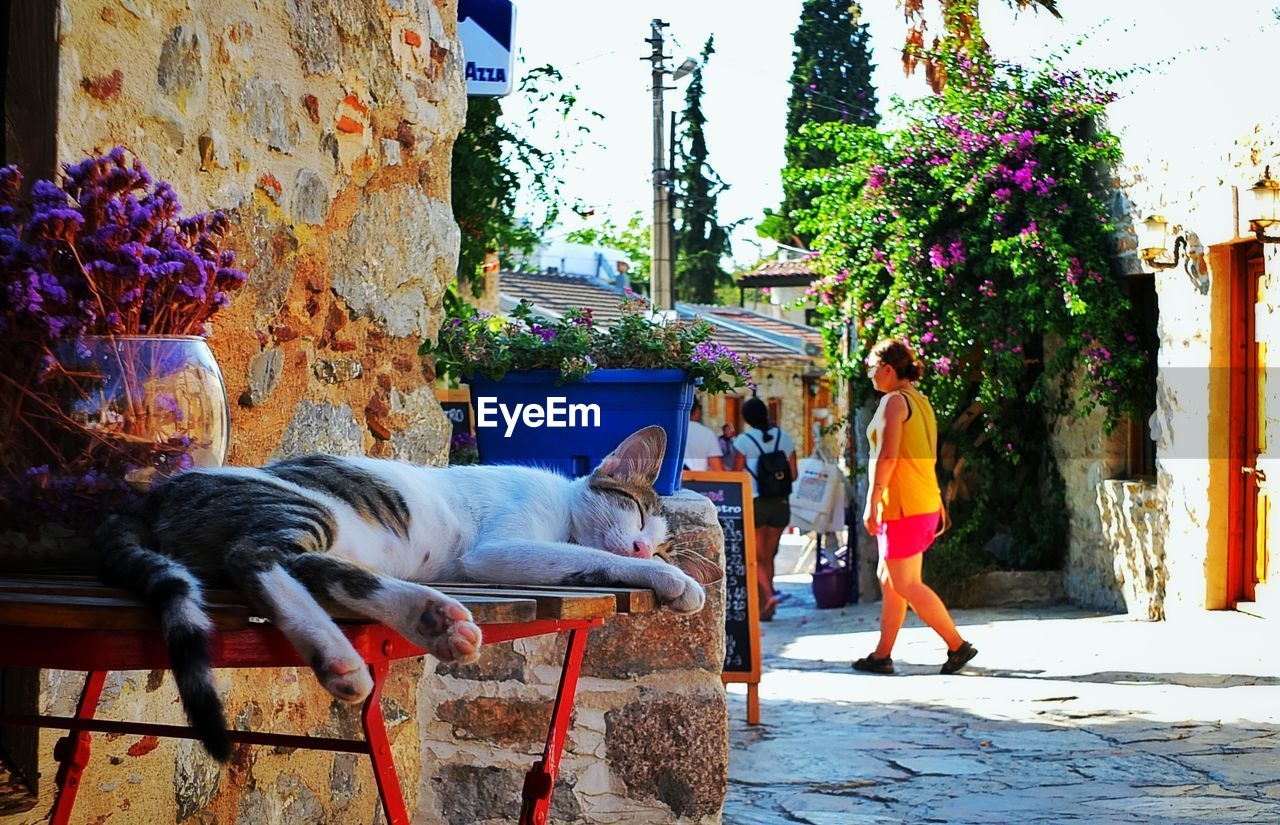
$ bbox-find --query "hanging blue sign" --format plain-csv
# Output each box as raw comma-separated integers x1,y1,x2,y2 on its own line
458,0,516,97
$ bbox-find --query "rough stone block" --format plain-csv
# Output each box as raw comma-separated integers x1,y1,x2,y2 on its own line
432,765,578,825
436,696,555,747
292,168,329,224
330,186,457,339
605,690,729,819
313,358,362,383
236,76,300,153
240,347,285,407
435,640,527,682
273,401,364,458
943,570,1067,609
157,23,206,113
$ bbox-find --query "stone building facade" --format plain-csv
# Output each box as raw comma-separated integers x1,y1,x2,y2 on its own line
1,0,729,821
1044,10,1279,621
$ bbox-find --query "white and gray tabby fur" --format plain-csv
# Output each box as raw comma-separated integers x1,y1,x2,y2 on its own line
96,426,713,761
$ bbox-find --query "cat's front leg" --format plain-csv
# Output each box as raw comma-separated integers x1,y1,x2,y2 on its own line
461,541,706,613
284,553,482,664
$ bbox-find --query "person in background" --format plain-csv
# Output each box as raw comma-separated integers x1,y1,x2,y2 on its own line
719,423,738,467
853,338,977,676
683,397,724,472
733,397,797,621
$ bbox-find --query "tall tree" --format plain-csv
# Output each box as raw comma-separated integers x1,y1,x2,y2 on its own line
762,0,879,247
673,37,733,305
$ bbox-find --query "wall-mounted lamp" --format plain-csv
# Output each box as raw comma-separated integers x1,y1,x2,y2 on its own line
1249,166,1280,244
1137,214,1185,269
1137,213,1205,289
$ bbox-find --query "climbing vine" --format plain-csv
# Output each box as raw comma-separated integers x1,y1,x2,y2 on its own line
797,52,1146,576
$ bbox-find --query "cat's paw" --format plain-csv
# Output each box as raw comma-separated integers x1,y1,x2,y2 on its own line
649,567,706,614
412,596,483,664
315,655,374,704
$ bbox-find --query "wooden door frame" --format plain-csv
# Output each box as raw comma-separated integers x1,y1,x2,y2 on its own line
1227,243,1263,606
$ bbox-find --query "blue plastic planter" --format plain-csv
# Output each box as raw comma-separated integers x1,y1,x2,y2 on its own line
467,369,694,495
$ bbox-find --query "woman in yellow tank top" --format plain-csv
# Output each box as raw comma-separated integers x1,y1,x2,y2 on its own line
854,339,977,676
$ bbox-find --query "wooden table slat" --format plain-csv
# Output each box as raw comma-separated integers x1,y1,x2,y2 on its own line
431,586,616,620
0,594,251,631
0,575,636,624
0,587,541,627
431,582,657,614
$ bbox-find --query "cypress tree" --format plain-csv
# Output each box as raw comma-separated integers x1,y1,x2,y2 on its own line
764,1,879,246
673,36,733,305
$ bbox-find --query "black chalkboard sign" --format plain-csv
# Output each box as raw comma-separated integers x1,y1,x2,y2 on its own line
440,401,472,439
436,387,473,440
682,470,761,724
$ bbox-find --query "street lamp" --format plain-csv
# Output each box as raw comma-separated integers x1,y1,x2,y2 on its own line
644,20,697,312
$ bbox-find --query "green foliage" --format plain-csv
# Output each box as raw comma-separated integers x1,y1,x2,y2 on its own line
797,53,1145,576
564,211,652,289
673,37,734,305
450,64,600,298
431,295,757,395
763,0,879,246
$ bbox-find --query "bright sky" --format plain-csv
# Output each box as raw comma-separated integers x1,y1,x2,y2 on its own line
501,1,1280,268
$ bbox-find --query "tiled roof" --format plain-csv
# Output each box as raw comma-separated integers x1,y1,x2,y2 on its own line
736,258,819,287
499,271,628,324
498,272,807,362
689,305,824,354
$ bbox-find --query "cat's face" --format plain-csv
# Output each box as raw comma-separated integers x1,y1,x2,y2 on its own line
571,426,670,559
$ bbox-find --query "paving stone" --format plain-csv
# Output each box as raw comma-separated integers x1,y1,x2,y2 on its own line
725,577,1280,824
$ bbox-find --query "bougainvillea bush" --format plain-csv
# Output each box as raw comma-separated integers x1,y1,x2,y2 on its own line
433,293,757,396
796,53,1145,578
0,148,246,526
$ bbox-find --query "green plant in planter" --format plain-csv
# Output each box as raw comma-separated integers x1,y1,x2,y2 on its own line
432,293,757,395
795,48,1146,580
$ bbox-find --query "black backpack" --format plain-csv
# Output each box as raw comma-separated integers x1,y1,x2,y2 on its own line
746,430,792,498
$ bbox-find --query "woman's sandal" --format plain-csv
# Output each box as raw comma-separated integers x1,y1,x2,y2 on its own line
760,597,778,622
940,641,978,674
851,653,894,674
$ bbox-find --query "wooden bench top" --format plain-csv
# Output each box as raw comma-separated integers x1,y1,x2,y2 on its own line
0,573,657,632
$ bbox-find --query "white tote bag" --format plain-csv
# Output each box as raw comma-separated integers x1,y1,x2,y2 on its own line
789,432,842,533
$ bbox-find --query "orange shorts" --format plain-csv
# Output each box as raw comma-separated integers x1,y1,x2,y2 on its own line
877,509,942,560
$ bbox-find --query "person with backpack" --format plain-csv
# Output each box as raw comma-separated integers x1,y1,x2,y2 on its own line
852,338,978,676
733,397,798,621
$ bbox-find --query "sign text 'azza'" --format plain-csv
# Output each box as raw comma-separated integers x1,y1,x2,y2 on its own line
458,0,516,97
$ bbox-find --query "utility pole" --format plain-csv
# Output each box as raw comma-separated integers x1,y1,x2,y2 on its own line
645,19,674,311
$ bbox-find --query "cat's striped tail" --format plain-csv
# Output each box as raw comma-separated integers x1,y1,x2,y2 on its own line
96,513,232,761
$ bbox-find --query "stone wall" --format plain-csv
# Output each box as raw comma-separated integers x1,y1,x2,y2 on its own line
7,0,464,820
413,491,729,825
54,0,464,471
1044,11,1280,616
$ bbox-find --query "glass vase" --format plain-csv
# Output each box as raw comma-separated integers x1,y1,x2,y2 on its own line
51,335,230,491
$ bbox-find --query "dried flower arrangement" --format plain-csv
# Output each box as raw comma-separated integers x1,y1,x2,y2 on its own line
0,148,247,528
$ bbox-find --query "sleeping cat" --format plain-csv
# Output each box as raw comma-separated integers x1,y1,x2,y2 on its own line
96,425,716,761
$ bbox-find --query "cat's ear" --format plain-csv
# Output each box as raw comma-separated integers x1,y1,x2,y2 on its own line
596,426,666,485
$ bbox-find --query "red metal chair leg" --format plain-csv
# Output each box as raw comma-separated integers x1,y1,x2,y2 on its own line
519,627,590,825
49,670,107,825
361,660,410,825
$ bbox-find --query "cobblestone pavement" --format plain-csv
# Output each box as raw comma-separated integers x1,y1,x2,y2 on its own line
724,575,1280,825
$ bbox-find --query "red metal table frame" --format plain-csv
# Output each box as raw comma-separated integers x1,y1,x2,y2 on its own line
0,617,602,825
